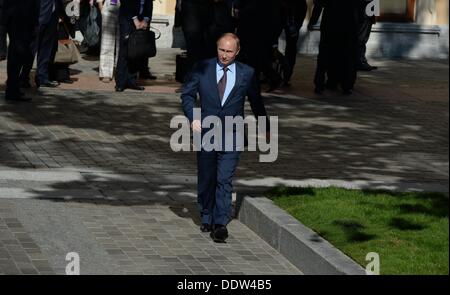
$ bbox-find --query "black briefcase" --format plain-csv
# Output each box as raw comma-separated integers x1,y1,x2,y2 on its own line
127,29,157,60
175,52,188,82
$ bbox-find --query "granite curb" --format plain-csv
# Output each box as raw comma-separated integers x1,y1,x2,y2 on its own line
236,195,367,275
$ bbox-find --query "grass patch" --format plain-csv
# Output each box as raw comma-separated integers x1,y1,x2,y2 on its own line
267,187,449,275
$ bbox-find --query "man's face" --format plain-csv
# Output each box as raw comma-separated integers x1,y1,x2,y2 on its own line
217,37,240,66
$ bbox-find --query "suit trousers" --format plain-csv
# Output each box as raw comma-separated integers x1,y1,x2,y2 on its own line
357,18,372,66
197,150,240,226
37,13,58,83
100,0,120,79
5,24,35,98
283,24,301,82
0,25,7,57
115,16,139,88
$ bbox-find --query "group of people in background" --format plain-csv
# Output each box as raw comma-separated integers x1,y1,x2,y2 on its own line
0,0,378,102
176,0,377,94
0,0,158,102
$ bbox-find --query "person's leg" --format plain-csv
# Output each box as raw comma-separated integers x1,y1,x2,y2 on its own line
197,151,218,226
0,25,8,60
5,27,31,100
314,36,329,93
115,17,137,89
19,31,38,87
36,14,59,85
356,18,373,70
340,35,357,94
100,1,119,80
213,151,240,227
5,30,23,98
283,25,300,84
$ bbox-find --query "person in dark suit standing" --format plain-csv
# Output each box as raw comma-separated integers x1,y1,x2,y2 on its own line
234,0,283,92
180,0,234,76
279,0,307,86
1,0,39,101
114,0,153,92
356,0,377,71
181,33,270,243
36,0,64,88
308,0,359,95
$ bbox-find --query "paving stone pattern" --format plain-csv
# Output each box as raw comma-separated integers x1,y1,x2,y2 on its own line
0,51,448,274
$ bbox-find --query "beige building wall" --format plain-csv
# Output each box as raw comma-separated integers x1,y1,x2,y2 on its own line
152,0,448,25
435,0,449,25
153,0,176,15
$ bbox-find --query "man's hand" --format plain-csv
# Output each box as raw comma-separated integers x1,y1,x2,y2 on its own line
133,18,141,29
142,21,149,30
191,120,202,133
133,19,148,30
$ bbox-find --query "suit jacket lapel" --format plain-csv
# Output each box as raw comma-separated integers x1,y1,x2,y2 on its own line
208,60,222,106
223,62,243,108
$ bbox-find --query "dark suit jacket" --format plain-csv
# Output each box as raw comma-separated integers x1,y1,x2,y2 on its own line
181,58,269,149
310,0,359,34
39,0,64,25
0,0,39,27
120,0,153,21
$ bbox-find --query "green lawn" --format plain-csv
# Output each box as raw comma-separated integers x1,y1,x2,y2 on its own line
267,187,449,275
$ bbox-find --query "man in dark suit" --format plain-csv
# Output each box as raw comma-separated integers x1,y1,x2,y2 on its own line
1,0,39,101
308,0,359,95
234,0,283,92
180,0,234,76
36,0,64,88
181,33,270,243
115,0,153,92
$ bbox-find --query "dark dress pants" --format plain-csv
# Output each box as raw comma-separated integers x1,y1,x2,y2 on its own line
0,25,7,57
197,150,240,226
5,25,34,98
357,17,373,66
283,24,301,83
37,13,58,84
115,17,139,89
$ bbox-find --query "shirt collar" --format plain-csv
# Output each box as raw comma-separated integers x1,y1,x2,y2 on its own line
216,61,236,73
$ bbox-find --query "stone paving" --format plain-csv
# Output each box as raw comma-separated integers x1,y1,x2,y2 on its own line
0,49,448,274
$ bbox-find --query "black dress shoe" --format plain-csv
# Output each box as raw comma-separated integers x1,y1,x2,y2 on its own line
115,86,125,92
40,81,59,88
210,225,228,243
127,84,145,91
357,63,376,71
200,224,212,233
